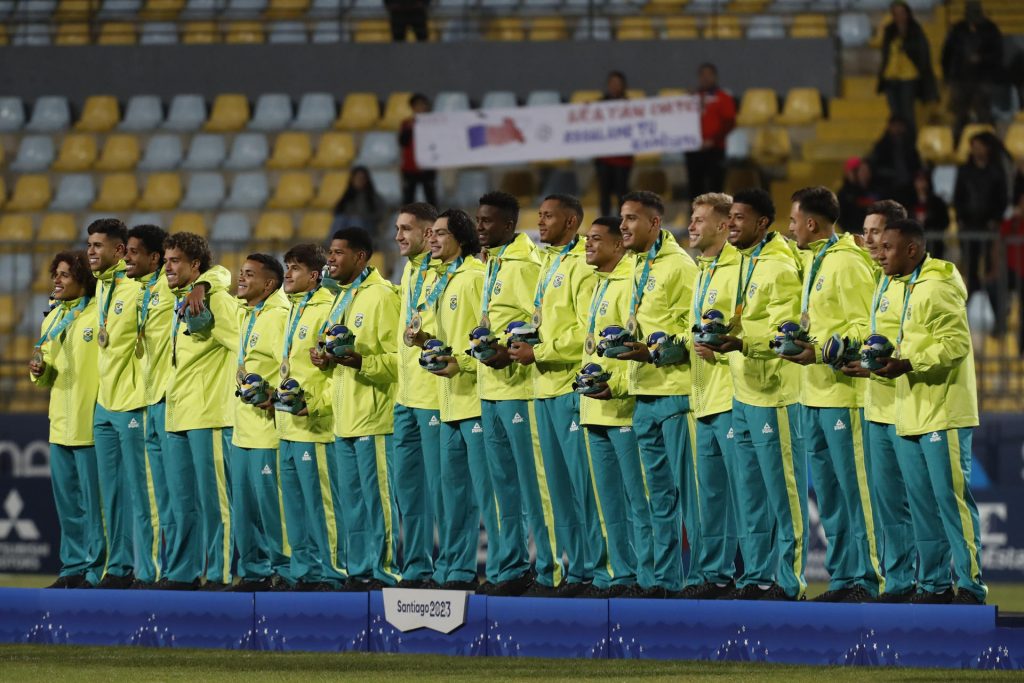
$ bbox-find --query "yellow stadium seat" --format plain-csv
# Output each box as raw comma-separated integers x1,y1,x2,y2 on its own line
728,0,768,13
225,21,264,44
139,0,185,19
311,132,355,169
265,0,308,18
354,20,392,43
916,125,955,165
658,88,688,97
735,88,778,127
76,95,120,132
297,212,333,240
205,94,250,132
814,120,881,143
570,90,602,105
267,132,312,169
169,212,208,237
704,16,741,39
92,173,139,211
98,22,137,45
1005,123,1024,161
267,172,314,209
528,17,567,41
0,295,15,334
0,25,8,46
955,123,997,164
31,260,53,288
828,98,888,122
802,139,870,163
776,88,823,125
664,16,698,39
7,176,52,211
95,134,140,172
626,89,646,100
52,133,98,171
55,0,90,18
499,169,536,205
486,18,525,41
379,92,413,131
334,93,380,131
55,22,90,45
0,215,34,242
38,213,77,242
253,212,295,241
633,168,668,195
617,17,656,40
183,21,219,44
751,127,791,166
791,14,828,38
843,76,877,100
311,171,349,209
136,172,182,210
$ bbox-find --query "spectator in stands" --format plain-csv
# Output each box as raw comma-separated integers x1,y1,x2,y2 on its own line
954,132,1008,293
867,115,922,202
399,94,437,206
941,0,1003,144
595,71,634,216
876,1,938,136
905,169,950,259
838,157,881,235
686,62,736,199
333,166,386,235
385,0,430,42
995,190,1024,355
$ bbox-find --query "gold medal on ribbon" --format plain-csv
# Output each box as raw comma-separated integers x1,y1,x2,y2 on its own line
279,361,290,381
800,311,810,330
585,334,596,356
410,312,422,333
134,335,145,358
237,364,247,385
403,328,417,348
480,314,491,330
97,327,109,348
626,315,638,335
729,314,742,334
531,309,542,327
31,347,43,366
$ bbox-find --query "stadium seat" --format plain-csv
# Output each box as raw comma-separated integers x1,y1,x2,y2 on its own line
539,168,579,197
0,96,25,131
434,91,470,113
837,12,872,47
119,95,163,130
297,211,332,240
526,90,561,107
916,125,954,165
249,93,293,131
335,93,380,130
16,293,53,334
224,0,265,17
95,134,141,171
293,93,336,130
182,133,226,169
570,90,602,104
223,172,269,209
310,19,342,43
266,0,307,17
10,135,55,172
139,22,178,44
50,174,96,210
499,169,537,205
7,175,52,211
311,132,355,168
828,99,887,122
528,16,567,41
311,171,349,209
224,132,268,169
11,24,50,47
441,17,481,42
266,172,313,209
355,131,399,167
735,88,778,127
482,91,517,110
373,169,401,206
746,15,785,39
353,19,391,43
725,128,751,160
180,172,225,209
180,0,218,17
1004,123,1024,161
211,212,252,241
128,211,162,227
52,133,98,171
0,295,16,334
138,134,183,170
0,215,34,242
26,95,70,132
253,211,295,241
54,0,92,19
169,212,207,236
267,132,312,169
955,123,997,164
0,254,33,293
704,16,741,39
38,213,77,242
572,16,611,40
776,88,822,125
98,21,137,44
664,15,698,39
485,18,525,41
791,14,827,38
225,21,264,44
751,127,791,165
136,172,182,210
379,92,413,131
98,0,142,17
182,21,218,43
55,22,90,45
451,169,491,207
617,16,655,40
93,173,139,211
75,96,120,132
206,94,250,132
138,0,184,16
268,21,306,43
163,94,206,131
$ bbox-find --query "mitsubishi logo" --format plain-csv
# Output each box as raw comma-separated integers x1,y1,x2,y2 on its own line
0,490,40,540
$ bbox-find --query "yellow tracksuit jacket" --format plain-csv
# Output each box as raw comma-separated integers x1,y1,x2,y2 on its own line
95,260,145,412
689,242,740,419
431,257,486,423
277,286,336,444
865,271,904,425
232,288,289,449
397,252,440,411
135,267,175,407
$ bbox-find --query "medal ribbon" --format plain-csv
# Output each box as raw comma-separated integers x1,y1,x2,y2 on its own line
405,255,432,325
282,290,315,363
35,297,91,348
98,270,125,330
170,283,193,366
422,257,464,312
586,278,612,340
733,233,771,320
895,260,925,350
237,299,267,370
320,267,370,334
481,242,511,321
533,238,578,313
629,234,663,320
137,268,162,333
693,254,720,322
800,233,839,324
870,275,892,335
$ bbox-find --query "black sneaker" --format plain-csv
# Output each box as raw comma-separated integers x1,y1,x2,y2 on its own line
618,584,663,599
129,579,156,590
97,573,134,589
603,584,631,598
522,581,563,598
229,577,272,592
680,581,735,600
577,583,612,599
47,574,88,589
440,579,478,591
724,584,771,601
838,586,875,603
269,579,295,592
555,582,589,598
952,589,986,605
475,581,497,595
812,587,853,603
398,578,439,589
488,571,534,597
910,588,955,604
200,581,231,592
761,584,801,601
339,578,371,592
293,580,333,592
874,588,915,603
155,578,199,591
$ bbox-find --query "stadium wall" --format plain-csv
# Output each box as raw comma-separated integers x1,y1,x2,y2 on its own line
0,39,837,106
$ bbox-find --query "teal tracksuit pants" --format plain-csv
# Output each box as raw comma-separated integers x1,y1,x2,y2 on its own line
440,418,500,584
731,401,807,598
278,441,346,585
144,400,175,579
228,445,291,582
480,399,558,586
334,434,401,585
164,427,233,585
632,395,690,592
534,393,609,587
802,406,884,595
866,421,918,596
583,424,654,587
897,428,986,601
49,444,106,585
391,404,441,583
94,403,158,582
694,411,738,586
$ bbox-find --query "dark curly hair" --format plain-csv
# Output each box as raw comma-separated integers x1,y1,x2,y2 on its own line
50,250,97,297
439,208,481,258
164,232,212,273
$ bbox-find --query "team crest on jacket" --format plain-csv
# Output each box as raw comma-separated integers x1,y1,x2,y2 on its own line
150,294,160,307
707,290,718,305
646,277,656,292
298,325,308,340
553,273,565,288
599,300,609,316
83,327,94,342
879,297,890,313
449,295,458,310
748,282,758,299
815,276,824,291
354,313,364,328
114,300,124,314
494,281,503,295
250,333,259,348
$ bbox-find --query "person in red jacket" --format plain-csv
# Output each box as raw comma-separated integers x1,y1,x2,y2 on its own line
686,63,736,199
399,93,437,206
